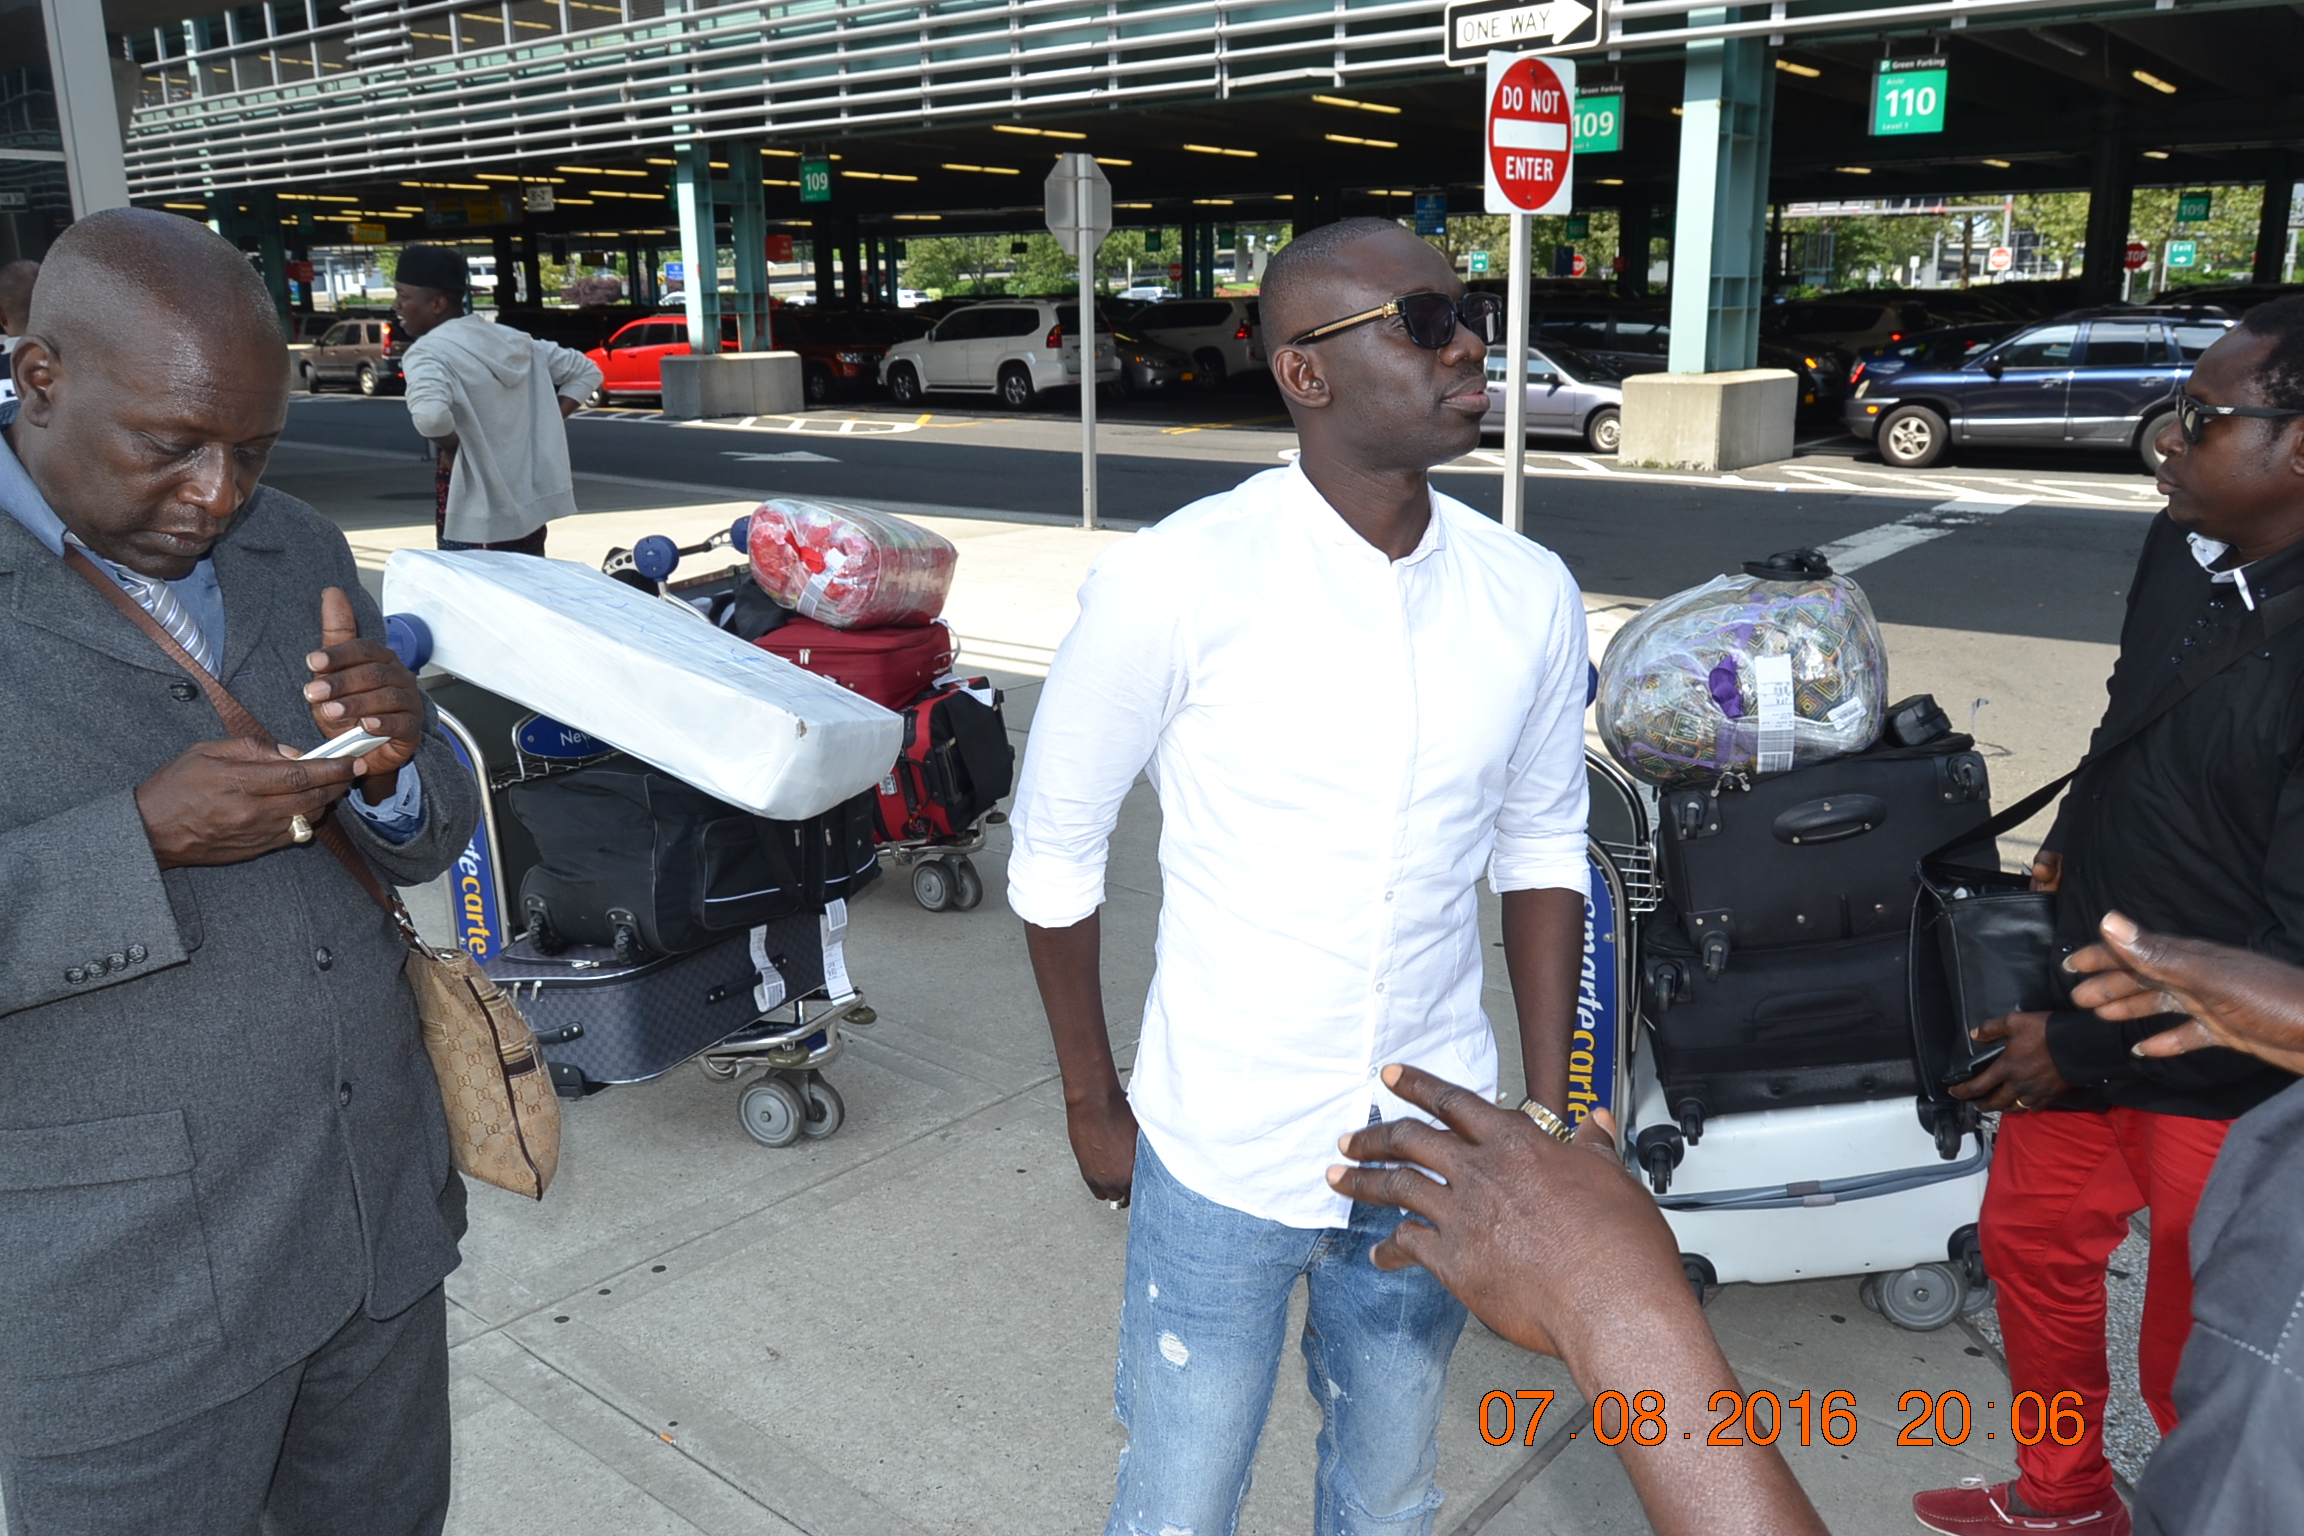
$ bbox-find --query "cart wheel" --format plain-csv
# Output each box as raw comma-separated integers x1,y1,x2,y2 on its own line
1878,1263,1965,1332
738,1076,806,1147
949,855,984,911
697,1055,743,1083
801,1076,846,1139
912,858,955,911
842,1003,878,1026
1858,1273,1885,1316
1680,1254,1715,1306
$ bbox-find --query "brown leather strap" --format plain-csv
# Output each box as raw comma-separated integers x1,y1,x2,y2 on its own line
63,547,410,928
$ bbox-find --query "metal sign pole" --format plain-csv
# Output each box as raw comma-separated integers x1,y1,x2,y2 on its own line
1079,184,1098,532
1501,211,1532,535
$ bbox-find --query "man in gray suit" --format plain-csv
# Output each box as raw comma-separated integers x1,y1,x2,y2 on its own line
0,210,480,1531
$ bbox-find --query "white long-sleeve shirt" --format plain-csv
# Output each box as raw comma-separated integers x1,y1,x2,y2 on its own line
1007,462,1591,1228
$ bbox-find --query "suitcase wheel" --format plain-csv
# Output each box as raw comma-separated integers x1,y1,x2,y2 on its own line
524,895,564,956
1680,1254,1716,1305
1636,1124,1686,1195
1699,930,1730,982
607,909,642,964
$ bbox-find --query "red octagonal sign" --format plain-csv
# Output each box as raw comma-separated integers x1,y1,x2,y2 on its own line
1484,53,1575,216
2124,241,2151,271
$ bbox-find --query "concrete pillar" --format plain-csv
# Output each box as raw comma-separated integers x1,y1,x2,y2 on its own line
724,142,770,348
2080,112,2134,306
249,192,289,328
38,0,131,216
2254,161,2297,285
673,140,720,353
1666,27,1773,374
1617,200,1651,298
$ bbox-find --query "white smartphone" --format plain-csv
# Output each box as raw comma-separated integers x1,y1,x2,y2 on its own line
302,727,393,762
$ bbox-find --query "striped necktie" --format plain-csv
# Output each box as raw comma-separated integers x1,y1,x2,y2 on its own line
73,543,218,676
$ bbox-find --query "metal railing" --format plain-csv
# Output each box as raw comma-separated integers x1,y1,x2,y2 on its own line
125,0,1447,196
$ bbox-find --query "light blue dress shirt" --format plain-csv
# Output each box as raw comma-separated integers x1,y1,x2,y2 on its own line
0,401,424,841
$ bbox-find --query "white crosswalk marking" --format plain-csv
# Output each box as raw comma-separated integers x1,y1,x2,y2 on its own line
1815,495,2032,574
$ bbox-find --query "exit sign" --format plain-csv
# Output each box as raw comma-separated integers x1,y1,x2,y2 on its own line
2167,239,2199,269
2177,190,2212,223
1872,57,1947,137
1467,250,1491,273
800,159,831,203
1574,92,1622,154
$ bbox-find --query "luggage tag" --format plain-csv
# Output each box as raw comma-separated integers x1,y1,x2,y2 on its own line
820,898,854,1001
749,925,788,1013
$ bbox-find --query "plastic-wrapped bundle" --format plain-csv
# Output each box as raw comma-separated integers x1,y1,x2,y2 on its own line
1598,561,1886,788
747,499,957,629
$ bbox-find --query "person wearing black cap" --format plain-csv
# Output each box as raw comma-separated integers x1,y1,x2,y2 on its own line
392,243,600,554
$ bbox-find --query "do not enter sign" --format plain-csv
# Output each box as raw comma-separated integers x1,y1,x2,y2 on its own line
1484,51,1577,216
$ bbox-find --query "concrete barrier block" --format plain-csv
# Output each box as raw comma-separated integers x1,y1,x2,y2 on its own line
1618,369,1797,473
660,351,803,419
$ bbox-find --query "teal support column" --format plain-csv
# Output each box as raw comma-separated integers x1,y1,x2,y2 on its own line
1666,27,1774,374
674,140,720,355
248,191,290,329
724,139,771,350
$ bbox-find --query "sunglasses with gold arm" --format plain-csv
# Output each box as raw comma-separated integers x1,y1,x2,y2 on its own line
1286,290,1506,350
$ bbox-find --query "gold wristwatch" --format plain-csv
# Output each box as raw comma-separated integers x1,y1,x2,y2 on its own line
1519,1099,1577,1145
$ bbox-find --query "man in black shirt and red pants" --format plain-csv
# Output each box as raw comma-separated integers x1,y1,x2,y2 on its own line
1913,300,2304,1535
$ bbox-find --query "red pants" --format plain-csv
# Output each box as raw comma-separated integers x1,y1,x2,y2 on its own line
1980,1105,2230,1512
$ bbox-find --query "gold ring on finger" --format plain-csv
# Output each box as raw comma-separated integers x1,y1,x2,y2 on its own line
2012,1096,2030,1111
290,814,314,844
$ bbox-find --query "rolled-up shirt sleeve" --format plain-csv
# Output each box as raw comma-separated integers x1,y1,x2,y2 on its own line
1005,537,1185,929
1488,561,1591,894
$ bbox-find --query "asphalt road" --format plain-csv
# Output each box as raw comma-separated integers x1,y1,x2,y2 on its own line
284,392,2155,648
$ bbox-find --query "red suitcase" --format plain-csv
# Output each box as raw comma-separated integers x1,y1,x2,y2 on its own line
875,681,1016,844
754,618,956,711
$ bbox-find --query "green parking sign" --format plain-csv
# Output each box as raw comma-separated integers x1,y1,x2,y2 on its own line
1566,214,1590,240
1467,251,1490,274
800,158,831,203
2167,239,2199,269
2177,191,2212,223
1872,58,1947,136
1573,93,1622,154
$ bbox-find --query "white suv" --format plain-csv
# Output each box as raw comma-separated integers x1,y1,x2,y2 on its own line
1125,297,1265,390
881,300,1119,409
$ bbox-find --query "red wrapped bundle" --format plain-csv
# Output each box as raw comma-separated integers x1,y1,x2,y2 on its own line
745,498,957,630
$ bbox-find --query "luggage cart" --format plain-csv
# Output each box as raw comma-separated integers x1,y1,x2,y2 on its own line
1584,748,1991,1332
390,611,870,1149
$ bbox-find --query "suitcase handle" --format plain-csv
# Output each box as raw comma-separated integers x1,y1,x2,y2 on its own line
1771,793,1886,845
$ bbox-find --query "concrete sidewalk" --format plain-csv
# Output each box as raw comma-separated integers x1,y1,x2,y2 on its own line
252,443,2153,1535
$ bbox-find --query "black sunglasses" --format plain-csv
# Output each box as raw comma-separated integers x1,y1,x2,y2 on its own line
2172,388,2304,445
1287,290,1505,350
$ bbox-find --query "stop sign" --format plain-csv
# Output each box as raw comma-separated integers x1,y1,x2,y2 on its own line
1167,262,1184,283
1570,253,1588,278
2124,241,2151,271
1483,52,1576,217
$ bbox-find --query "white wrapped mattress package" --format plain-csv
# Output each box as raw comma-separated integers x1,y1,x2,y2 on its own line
384,550,903,820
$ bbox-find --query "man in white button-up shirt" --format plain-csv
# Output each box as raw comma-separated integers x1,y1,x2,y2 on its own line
1009,219,1591,1536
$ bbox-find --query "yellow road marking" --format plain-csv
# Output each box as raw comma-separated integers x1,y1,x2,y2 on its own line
1160,414,1290,435
914,412,933,425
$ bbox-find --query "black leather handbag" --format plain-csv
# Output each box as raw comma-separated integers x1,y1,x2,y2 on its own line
1911,583,2304,1099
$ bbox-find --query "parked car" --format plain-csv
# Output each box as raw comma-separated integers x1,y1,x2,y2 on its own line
1117,284,1175,303
298,315,407,395
896,287,932,309
1111,327,1195,397
775,309,912,404
879,299,1119,408
1482,342,1622,452
1123,297,1264,389
1847,323,2020,392
1766,296,1936,353
1530,304,1847,413
1846,310,2236,472
582,315,738,403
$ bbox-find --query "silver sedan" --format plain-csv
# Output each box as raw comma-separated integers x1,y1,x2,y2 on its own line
1482,343,1623,453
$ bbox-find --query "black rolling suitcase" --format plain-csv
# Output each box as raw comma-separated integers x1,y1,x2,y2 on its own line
1643,920,1919,1133
490,905,834,1092
1643,711,2002,1146
1656,732,1997,977
509,765,878,960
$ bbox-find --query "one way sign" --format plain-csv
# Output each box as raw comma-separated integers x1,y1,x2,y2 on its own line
1444,0,1603,61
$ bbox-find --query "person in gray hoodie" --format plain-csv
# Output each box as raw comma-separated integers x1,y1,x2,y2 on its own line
392,244,601,553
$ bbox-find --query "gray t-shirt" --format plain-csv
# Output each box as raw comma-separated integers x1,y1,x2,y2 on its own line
2134,1076,2304,1533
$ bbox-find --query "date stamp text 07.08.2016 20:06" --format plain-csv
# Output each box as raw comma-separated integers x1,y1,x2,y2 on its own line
1477,1389,2092,1450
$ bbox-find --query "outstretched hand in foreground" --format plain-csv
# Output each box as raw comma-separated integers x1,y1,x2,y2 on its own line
2065,911,2304,1077
1327,1065,1827,1536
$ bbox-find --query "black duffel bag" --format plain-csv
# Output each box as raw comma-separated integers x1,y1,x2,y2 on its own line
510,764,878,960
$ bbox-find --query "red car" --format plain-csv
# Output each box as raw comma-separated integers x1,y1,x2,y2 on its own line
582,316,739,404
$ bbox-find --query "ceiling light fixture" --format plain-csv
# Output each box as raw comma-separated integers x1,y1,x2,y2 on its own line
1775,59,1821,78
1193,198,1235,205
893,212,942,220
1095,156,1132,166
1982,158,2011,168
556,165,648,176
943,163,1021,175
760,147,799,157
1594,177,1624,186
1115,201,1152,209
1325,133,1399,148
2143,149,2172,159
1834,165,1873,175
1184,143,1257,158
2133,69,2177,93
1312,93,1401,114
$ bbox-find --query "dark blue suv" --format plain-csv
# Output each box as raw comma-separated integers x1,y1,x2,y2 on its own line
1845,309,2233,472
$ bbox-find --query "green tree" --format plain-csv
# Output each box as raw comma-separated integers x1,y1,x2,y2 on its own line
901,235,1011,297
2131,184,2268,292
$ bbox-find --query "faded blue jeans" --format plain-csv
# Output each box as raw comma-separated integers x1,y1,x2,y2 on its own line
1104,1133,1470,1536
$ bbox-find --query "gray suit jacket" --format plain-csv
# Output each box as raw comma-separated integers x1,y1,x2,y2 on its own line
0,486,480,1457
